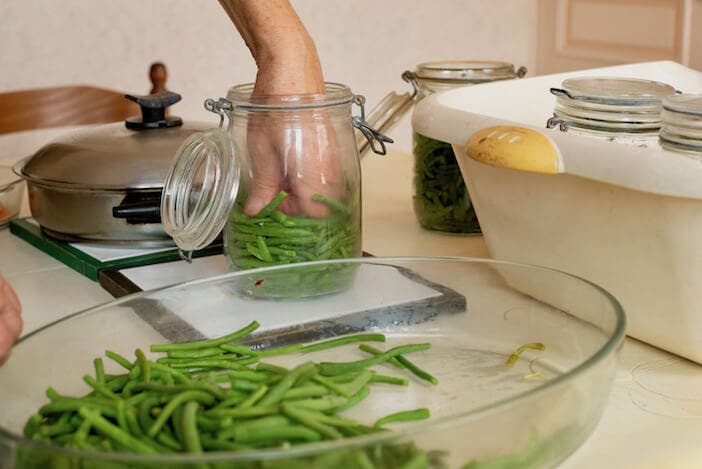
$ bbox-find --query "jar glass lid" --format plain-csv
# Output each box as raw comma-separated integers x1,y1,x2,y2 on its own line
414,60,521,83
663,94,702,116
161,127,241,253
558,77,676,105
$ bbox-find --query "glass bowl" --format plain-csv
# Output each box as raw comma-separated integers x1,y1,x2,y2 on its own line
0,165,24,228
0,257,625,468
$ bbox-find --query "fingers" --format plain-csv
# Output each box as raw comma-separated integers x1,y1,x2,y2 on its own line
243,119,284,217
0,274,22,366
285,122,344,219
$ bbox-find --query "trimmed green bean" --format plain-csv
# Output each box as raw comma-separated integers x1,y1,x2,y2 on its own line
105,350,133,371
78,408,157,454
150,320,260,352
318,343,431,376
233,424,322,444
256,190,288,217
301,333,386,353
238,384,268,409
282,403,342,439
147,391,214,438
335,386,371,413
135,349,151,384
93,358,106,384
373,408,430,428
181,401,202,453
359,344,438,385
258,362,317,407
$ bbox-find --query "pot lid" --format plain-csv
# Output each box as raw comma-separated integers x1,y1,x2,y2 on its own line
18,91,208,190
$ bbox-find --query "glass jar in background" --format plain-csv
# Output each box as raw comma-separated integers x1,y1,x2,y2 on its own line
161,83,390,298
659,94,702,155
408,61,526,234
547,77,675,146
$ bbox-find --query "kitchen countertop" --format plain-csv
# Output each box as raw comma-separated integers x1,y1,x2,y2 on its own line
1,128,701,467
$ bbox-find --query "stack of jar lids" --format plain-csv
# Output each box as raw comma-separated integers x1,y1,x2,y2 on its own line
659,94,702,153
548,77,676,134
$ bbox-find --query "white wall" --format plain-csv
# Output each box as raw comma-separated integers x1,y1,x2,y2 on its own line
0,0,537,152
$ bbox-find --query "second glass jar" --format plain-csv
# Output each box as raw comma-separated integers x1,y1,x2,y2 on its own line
409,61,526,234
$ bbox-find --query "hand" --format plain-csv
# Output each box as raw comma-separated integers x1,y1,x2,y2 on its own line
0,274,22,366
219,0,344,218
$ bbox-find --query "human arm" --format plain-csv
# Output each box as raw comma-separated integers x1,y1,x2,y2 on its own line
218,0,341,218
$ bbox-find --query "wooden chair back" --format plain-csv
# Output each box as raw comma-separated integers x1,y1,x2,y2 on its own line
0,62,169,135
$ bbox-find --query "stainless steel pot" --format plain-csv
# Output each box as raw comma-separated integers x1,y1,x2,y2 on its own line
13,91,208,246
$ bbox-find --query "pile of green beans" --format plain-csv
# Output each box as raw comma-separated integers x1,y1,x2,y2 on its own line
413,133,480,234
22,321,438,468
225,191,360,298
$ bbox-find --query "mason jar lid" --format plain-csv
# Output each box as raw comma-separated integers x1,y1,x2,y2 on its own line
161,126,240,253
662,93,702,116
414,60,523,83
558,77,675,105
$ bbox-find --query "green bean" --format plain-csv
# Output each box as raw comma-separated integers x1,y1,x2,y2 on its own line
105,350,133,371
233,424,322,444
38,423,74,437
133,382,228,401
282,384,329,401
135,349,151,384
301,333,386,353
78,408,157,454
335,386,371,413
147,390,214,438
181,401,202,453
200,436,251,451
289,396,347,412
373,408,430,428
258,362,317,407
73,419,92,445
213,393,248,409
254,343,304,357
39,398,117,418
256,191,288,217
205,405,280,419
235,223,317,239
116,400,128,431
256,363,288,374
238,384,268,409
83,375,120,400
150,320,260,352
370,374,408,386
256,236,273,262
104,375,130,393
167,359,246,371
340,370,375,396
157,432,182,452
93,358,106,384
318,344,431,376
359,344,438,385
216,415,291,441
287,406,359,428
219,344,255,356
166,347,224,359
313,375,350,397
311,193,349,214
282,404,342,439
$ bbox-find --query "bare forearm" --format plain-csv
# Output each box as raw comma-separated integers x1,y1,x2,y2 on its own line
218,0,324,94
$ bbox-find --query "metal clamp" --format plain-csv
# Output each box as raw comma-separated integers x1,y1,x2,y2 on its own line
204,97,234,132
516,66,528,78
546,115,569,132
352,95,394,155
402,70,420,98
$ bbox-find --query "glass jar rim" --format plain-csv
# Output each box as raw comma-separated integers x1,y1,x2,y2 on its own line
414,60,517,83
226,82,353,110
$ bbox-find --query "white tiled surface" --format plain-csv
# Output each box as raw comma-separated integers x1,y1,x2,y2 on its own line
0,128,701,467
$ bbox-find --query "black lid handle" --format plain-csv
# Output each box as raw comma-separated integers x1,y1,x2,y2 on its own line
124,91,183,130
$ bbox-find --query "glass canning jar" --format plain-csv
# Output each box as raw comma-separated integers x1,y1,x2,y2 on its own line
408,61,526,234
659,94,702,155
547,77,676,145
161,83,390,297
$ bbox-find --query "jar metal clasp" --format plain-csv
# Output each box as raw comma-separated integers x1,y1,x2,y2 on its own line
352,95,394,156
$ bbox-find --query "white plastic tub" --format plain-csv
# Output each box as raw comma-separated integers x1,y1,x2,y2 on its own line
413,61,702,363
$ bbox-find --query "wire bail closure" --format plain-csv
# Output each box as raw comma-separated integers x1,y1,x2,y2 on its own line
352,95,394,155
546,115,569,132
205,97,234,132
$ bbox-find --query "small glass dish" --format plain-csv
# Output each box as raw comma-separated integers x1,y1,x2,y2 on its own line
0,165,24,229
0,257,625,468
